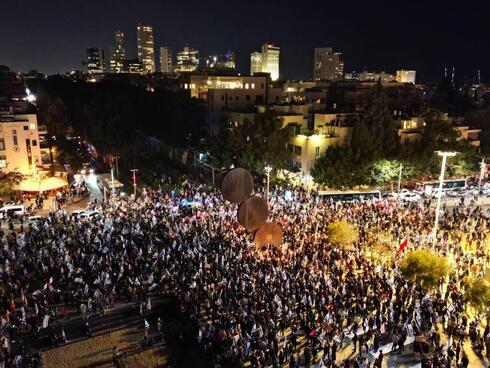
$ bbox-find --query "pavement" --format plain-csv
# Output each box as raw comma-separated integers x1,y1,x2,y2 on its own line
16,297,211,368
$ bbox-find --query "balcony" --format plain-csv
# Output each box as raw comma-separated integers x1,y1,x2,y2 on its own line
38,125,48,134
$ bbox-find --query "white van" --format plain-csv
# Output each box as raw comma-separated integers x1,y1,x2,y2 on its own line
0,205,26,217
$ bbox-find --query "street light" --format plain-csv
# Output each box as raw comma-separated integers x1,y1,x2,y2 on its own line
478,158,486,195
432,151,457,246
264,164,272,206
130,169,138,197
397,163,403,194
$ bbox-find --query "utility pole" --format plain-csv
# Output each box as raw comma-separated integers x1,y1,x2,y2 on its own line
113,156,120,179
433,151,457,246
130,169,139,197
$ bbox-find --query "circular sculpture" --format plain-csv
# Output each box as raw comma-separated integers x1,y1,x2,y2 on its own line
254,222,283,250
221,168,254,204
237,196,268,230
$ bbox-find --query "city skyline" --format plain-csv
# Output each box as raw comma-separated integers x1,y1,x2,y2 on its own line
1,0,489,82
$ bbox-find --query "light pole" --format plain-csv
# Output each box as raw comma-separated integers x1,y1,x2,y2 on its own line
264,164,272,206
478,158,486,195
110,167,115,198
130,169,138,197
433,151,457,246
397,163,403,194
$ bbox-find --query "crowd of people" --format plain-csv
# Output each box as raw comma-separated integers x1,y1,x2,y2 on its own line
0,181,489,368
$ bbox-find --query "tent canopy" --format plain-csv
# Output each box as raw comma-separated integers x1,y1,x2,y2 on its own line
16,176,68,192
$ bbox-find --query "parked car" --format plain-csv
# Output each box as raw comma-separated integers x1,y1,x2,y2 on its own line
0,205,26,218
447,189,466,198
399,191,421,202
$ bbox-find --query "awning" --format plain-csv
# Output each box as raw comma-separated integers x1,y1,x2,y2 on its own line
16,176,68,192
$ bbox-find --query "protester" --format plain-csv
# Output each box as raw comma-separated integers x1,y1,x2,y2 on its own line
0,182,489,368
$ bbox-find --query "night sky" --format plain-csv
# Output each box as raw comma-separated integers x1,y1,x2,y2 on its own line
2,0,489,82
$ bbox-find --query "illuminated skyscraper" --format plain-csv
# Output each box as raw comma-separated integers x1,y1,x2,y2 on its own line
175,46,199,73
313,47,343,80
137,24,155,73
110,31,126,73
261,44,280,81
86,47,104,74
159,47,173,73
250,44,280,81
250,52,263,75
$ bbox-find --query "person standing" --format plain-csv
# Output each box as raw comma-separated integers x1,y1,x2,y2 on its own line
461,352,469,368
375,350,384,368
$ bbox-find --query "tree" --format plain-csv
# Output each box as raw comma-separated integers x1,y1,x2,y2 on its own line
362,81,399,157
465,108,490,154
327,221,359,248
0,172,23,200
216,110,291,174
36,95,71,167
464,276,490,316
311,145,360,188
365,242,395,266
351,116,374,163
365,159,401,186
400,249,450,289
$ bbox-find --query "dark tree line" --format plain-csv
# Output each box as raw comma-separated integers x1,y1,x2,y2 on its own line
28,76,206,172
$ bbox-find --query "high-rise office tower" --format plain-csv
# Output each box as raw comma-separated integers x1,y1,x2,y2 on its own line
250,52,263,75
313,47,344,81
250,44,280,81
396,70,416,84
159,47,173,73
86,47,104,74
175,46,199,73
137,24,155,73
261,44,280,81
110,31,126,73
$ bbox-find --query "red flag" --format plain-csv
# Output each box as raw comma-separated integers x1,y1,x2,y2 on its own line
398,239,408,253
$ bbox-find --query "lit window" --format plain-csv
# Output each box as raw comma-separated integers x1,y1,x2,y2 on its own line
0,156,6,168
315,147,320,157
245,83,249,89
30,123,36,130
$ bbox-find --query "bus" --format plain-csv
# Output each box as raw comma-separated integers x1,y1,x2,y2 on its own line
97,173,124,195
318,190,381,202
421,179,466,196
